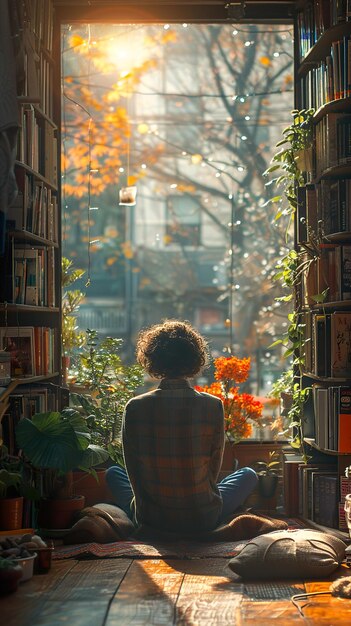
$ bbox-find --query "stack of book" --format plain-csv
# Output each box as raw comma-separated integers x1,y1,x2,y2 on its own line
302,311,351,378
313,385,351,451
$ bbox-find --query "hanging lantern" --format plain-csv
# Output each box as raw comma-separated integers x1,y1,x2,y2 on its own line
119,185,137,206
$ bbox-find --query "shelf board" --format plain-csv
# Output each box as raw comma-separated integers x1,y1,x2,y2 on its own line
314,97,351,122
18,99,57,128
0,304,59,313
310,300,351,310
304,438,351,456
323,232,351,243
8,230,59,248
0,374,60,413
313,163,351,182
303,373,351,383
298,22,351,76
14,161,58,191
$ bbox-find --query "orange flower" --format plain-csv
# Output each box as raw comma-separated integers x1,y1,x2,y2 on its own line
214,356,250,384
196,355,263,444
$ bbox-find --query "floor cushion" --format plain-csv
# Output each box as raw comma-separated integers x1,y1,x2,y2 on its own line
62,504,288,544
227,529,346,580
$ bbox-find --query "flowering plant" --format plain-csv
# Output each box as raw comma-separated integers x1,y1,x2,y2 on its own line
195,356,263,444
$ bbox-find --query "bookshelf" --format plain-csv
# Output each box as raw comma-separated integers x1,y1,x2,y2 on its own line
295,0,351,533
0,0,63,454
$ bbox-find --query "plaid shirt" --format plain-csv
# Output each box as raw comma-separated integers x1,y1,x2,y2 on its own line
122,378,225,534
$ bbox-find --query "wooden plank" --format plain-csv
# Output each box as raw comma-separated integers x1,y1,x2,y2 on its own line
292,594,351,626
291,567,351,626
107,593,179,625
237,598,308,625
176,593,242,625
48,558,132,600
0,558,132,626
105,560,184,625
116,559,185,596
0,560,78,626
107,558,244,625
175,558,244,624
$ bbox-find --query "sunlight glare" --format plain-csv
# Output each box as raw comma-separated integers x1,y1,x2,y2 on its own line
105,34,147,72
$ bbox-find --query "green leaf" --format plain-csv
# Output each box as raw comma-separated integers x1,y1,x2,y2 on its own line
268,339,284,348
310,289,329,303
263,164,281,175
16,413,82,473
78,445,109,471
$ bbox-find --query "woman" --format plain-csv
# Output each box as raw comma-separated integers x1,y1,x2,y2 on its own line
106,319,258,536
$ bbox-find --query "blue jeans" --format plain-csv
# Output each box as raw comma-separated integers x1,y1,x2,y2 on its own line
105,465,258,525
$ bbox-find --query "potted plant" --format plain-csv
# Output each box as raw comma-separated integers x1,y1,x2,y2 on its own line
67,330,143,504
0,451,23,531
0,558,23,594
15,409,109,529
255,450,281,499
70,330,144,465
0,442,41,531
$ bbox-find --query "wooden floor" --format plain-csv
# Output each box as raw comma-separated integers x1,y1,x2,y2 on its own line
2,557,351,625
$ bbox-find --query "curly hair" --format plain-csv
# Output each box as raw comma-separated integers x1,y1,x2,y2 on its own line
136,319,209,379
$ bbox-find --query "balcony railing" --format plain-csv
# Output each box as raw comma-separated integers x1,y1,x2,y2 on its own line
77,301,127,336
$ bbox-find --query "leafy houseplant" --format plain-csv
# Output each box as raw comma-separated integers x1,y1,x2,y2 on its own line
70,329,144,466
264,109,317,461
255,450,281,498
263,108,315,230
0,446,24,531
15,409,109,528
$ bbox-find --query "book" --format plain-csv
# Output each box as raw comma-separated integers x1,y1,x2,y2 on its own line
330,312,351,377
313,385,328,448
338,387,351,452
13,247,39,306
341,246,351,300
313,314,327,376
314,473,339,527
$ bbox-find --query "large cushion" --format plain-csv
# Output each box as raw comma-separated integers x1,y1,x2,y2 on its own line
63,504,135,544
227,529,346,580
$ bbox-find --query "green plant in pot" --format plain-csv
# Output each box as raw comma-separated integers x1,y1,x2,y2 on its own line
255,450,281,499
0,445,35,531
15,409,109,529
70,329,144,467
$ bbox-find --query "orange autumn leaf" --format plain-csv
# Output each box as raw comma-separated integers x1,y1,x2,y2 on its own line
70,35,85,48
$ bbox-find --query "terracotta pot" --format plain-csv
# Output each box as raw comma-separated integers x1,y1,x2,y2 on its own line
72,470,111,506
0,563,23,595
0,497,24,531
37,495,85,530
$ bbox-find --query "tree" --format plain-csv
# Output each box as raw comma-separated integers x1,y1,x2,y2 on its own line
62,22,294,376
